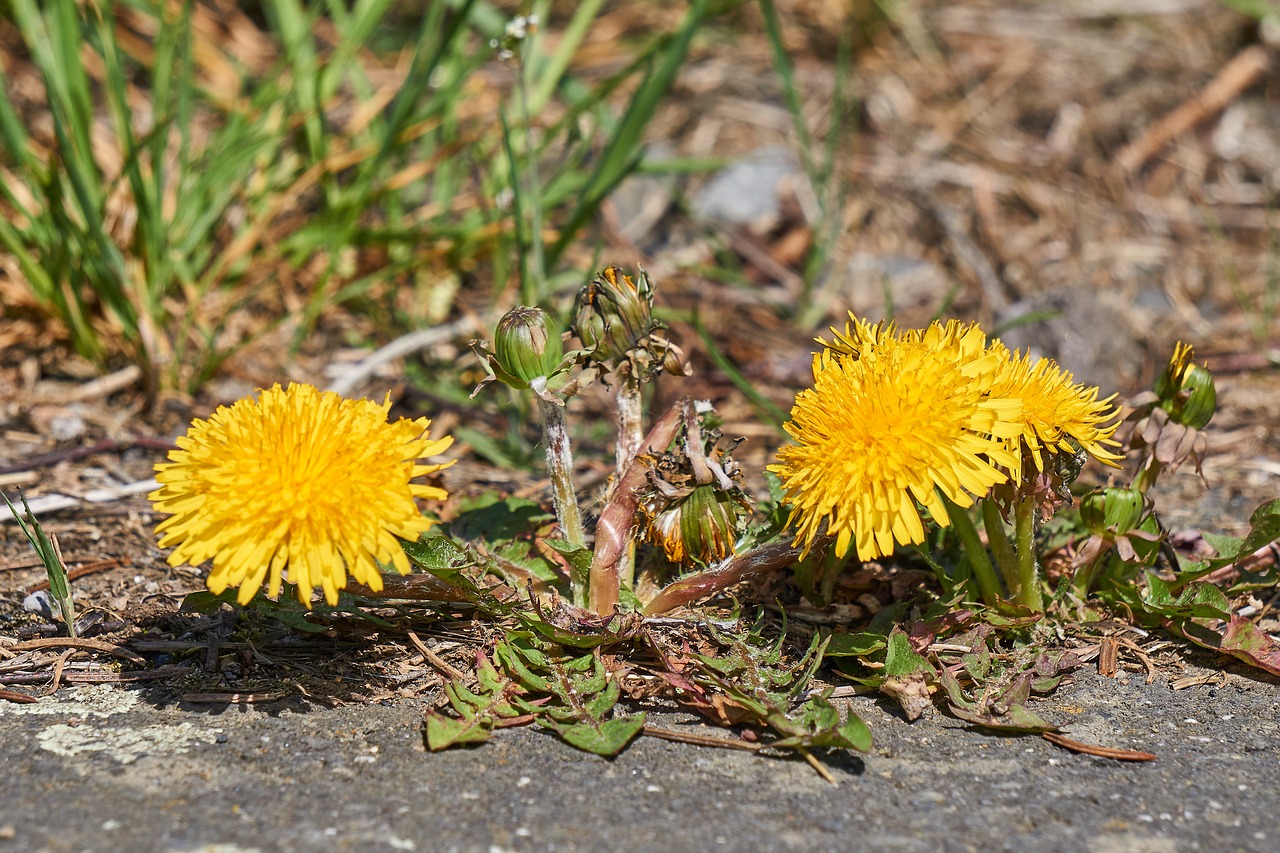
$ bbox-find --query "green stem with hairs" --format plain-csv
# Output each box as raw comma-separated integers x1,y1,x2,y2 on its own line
1132,458,1163,495
1013,494,1044,611
614,375,644,591
942,494,1001,606
537,398,585,554
980,499,1019,599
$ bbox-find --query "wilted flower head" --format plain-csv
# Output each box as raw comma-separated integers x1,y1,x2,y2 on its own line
573,266,655,362
1121,341,1217,492
640,404,750,566
770,318,1023,561
150,383,453,606
573,265,688,380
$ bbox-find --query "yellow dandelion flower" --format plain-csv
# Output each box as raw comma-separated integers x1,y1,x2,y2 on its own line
769,318,1023,562
986,343,1123,479
149,383,454,606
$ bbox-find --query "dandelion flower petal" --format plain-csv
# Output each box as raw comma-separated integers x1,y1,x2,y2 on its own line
149,383,454,606
986,343,1124,478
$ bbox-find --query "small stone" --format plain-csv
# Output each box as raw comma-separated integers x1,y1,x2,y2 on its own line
22,590,54,619
692,147,801,229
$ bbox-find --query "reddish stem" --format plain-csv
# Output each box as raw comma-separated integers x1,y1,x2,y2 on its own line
642,535,832,616
588,399,687,615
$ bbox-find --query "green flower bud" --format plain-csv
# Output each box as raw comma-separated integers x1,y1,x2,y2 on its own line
650,483,744,566
494,306,563,388
1080,487,1146,536
1154,341,1216,429
1171,363,1216,430
572,266,654,362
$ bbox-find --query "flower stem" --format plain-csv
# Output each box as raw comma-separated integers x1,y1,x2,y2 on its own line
537,398,585,552
614,376,644,591
1133,458,1163,495
588,400,685,615
980,500,1019,598
1013,494,1044,612
615,375,644,480
642,537,828,616
942,495,1000,606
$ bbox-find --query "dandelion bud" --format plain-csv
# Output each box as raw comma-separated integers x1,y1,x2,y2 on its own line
649,483,744,566
494,306,563,388
1170,363,1216,430
1153,342,1216,428
573,266,654,362
1080,487,1146,536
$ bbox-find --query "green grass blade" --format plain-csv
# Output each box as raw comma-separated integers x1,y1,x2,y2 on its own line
2,491,76,636
757,0,814,179
548,0,710,266
526,0,607,116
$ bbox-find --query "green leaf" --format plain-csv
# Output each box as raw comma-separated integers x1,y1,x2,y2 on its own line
496,636,553,693
518,616,638,649
544,712,646,757
684,613,873,753
1169,615,1280,677
768,695,872,752
494,635,645,756
542,538,593,592
1236,499,1280,558
1135,576,1232,621
1199,500,1280,571
425,654,530,751
1143,573,1176,608
450,496,553,543
400,534,470,572
949,702,1059,734
823,632,888,658
424,712,490,749
883,627,935,678
179,589,237,614
1174,582,1232,618
4,490,76,635
1201,533,1244,561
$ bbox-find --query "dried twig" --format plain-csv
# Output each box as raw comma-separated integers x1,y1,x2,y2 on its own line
407,631,466,681
1116,45,1271,174
0,479,159,522
181,691,290,704
641,724,762,752
1098,636,1118,677
43,648,79,695
0,437,175,476
325,315,486,396
0,665,195,685
25,559,126,594
0,688,37,704
1,637,146,666
1117,637,1159,684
